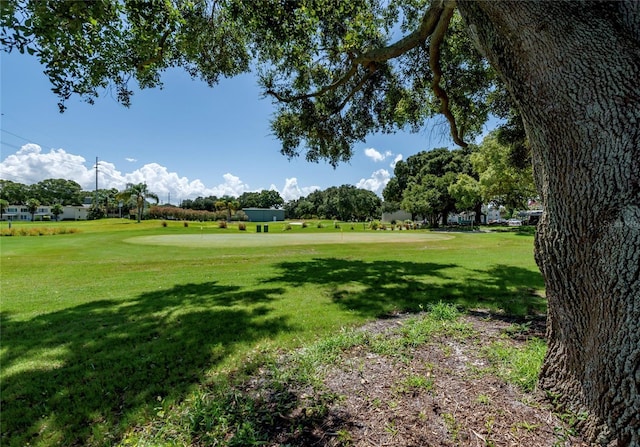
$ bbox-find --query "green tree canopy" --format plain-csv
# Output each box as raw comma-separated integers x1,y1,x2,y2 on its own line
239,190,285,209
384,146,474,224
471,132,536,216
401,172,456,226
284,185,380,221
31,178,83,205
448,173,481,213
0,180,29,204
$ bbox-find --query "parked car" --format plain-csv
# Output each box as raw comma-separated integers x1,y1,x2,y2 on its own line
507,218,522,226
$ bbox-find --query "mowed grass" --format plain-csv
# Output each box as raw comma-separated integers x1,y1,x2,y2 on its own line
0,219,544,446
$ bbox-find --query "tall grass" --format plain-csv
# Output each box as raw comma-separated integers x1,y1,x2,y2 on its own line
0,219,544,446
0,226,80,236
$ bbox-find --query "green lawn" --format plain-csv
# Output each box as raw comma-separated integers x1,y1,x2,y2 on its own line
0,219,544,446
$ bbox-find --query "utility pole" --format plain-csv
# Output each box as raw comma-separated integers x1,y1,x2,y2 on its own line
94,157,99,213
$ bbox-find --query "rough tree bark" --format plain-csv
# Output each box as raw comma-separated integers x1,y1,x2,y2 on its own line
456,1,640,445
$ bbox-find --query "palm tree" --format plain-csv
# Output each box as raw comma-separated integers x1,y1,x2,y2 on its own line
51,203,64,221
26,198,41,221
215,197,240,221
116,183,159,223
0,199,8,220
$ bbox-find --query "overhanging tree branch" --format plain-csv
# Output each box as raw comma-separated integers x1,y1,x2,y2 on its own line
266,0,468,147
354,0,448,64
136,27,173,72
265,64,359,102
429,2,468,147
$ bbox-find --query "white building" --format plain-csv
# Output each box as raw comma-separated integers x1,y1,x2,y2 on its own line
2,204,89,221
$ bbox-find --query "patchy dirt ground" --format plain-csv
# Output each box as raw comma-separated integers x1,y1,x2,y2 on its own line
249,312,589,446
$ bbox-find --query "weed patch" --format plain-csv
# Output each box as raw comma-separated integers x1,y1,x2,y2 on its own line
484,337,547,391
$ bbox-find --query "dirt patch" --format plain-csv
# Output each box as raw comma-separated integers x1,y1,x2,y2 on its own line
247,313,588,446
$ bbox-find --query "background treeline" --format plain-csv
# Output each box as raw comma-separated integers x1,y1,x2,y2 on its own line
0,178,89,206
285,185,381,221
1,131,536,223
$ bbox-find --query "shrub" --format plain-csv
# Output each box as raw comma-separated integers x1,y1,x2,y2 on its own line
218,220,228,229
238,222,247,231
183,221,189,227
161,221,168,227
369,220,380,230
301,222,308,228
284,223,292,231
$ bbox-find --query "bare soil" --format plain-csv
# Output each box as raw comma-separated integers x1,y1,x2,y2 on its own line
247,312,589,446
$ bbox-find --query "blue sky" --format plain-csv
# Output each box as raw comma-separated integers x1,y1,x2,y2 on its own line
1,50,463,202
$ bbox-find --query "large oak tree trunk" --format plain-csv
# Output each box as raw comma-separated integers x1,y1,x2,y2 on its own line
457,1,640,444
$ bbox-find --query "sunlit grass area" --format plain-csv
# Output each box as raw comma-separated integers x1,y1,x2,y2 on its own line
0,219,544,446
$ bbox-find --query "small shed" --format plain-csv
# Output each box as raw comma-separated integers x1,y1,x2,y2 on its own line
242,208,285,222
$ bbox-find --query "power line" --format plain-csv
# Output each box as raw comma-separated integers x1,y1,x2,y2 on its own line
1,128,57,151
1,127,97,171
1,128,32,141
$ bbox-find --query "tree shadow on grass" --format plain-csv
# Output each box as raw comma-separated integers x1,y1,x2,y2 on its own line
0,281,289,447
264,258,546,318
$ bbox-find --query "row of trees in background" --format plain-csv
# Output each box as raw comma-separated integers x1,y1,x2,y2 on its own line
1,132,535,224
0,178,86,206
180,190,284,212
286,185,382,221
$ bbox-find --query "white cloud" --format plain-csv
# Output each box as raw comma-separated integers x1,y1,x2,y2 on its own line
391,154,403,168
0,144,94,186
356,169,391,195
125,157,137,162
364,147,393,163
213,173,252,197
0,144,322,203
280,177,320,201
